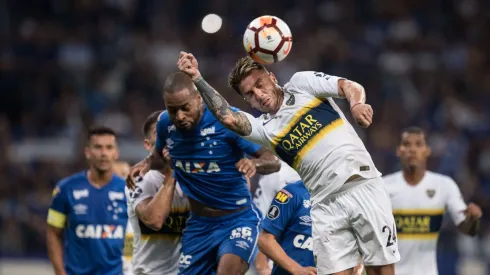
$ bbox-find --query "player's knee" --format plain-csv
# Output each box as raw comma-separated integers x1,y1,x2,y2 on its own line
217,254,249,275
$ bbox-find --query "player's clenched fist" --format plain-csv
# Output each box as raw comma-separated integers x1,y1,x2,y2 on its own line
177,51,201,81
351,103,373,128
236,158,257,178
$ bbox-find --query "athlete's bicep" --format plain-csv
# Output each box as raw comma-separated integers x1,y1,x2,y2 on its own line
134,197,152,219
47,185,68,229
262,189,297,238
290,71,345,99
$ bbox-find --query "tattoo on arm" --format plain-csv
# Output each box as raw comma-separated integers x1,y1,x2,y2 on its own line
194,77,252,136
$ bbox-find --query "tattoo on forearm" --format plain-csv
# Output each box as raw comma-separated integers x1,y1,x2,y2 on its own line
194,77,252,136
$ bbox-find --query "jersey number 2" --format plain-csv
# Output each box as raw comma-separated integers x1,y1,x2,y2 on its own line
382,224,397,247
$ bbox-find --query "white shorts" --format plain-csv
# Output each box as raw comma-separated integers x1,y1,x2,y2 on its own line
311,177,400,274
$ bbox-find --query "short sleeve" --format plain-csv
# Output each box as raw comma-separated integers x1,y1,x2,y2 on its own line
444,177,467,226
128,171,165,212
289,71,344,99
253,173,286,218
262,188,299,237
155,112,169,153
240,111,270,149
47,184,69,228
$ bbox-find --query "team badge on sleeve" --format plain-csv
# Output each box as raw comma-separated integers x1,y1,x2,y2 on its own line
275,189,292,204
267,205,280,220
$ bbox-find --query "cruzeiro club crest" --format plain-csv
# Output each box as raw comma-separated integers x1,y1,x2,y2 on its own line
426,189,436,198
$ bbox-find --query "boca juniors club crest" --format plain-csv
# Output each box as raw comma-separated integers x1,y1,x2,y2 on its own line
426,189,436,198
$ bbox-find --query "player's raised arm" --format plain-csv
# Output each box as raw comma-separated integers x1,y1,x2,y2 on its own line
177,52,254,137
134,150,176,231
46,185,68,275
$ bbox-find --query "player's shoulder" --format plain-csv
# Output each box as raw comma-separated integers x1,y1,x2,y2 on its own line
425,171,457,185
281,181,308,199
141,170,165,185
382,171,403,184
56,171,87,190
156,110,172,128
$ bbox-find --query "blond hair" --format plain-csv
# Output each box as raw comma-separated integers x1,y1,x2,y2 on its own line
228,56,268,94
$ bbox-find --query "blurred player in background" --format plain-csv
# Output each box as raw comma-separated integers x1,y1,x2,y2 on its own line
125,110,190,275
250,160,301,275
258,181,316,275
46,127,127,275
178,53,398,275
113,161,134,275
127,72,281,275
384,127,482,275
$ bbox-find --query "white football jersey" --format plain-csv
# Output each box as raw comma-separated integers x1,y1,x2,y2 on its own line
253,160,302,217
242,71,381,203
123,222,134,275
125,170,190,275
384,171,467,275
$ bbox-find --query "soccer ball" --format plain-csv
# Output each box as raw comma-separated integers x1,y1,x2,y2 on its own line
243,15,293,65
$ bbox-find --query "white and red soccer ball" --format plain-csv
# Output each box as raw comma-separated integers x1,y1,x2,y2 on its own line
243,15,293,65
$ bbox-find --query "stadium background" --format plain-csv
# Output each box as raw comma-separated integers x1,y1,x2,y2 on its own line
0,0,489,274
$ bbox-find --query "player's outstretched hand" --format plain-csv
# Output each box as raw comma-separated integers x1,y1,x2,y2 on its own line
291,266,317,275
126,160,150,190
236,158,257,178
351,103,373,128
464,203,483,220
177,51,201,81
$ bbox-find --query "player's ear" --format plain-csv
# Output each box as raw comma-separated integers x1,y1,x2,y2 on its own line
143,139,151,151
269,72,278,84
425,146,432,158
395,146,401,157
83,145,90,160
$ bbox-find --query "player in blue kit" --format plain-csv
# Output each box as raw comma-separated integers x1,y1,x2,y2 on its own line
127,72,281,275
46,127,128,275
258,182,316,275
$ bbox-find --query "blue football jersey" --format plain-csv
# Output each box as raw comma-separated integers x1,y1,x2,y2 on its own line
155,106,261,210
262,182,315,275
47,171,128,275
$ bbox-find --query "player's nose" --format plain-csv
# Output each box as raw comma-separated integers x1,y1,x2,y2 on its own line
176,110,186,121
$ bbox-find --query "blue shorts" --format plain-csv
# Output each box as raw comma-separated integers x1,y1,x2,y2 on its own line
178,205,262,275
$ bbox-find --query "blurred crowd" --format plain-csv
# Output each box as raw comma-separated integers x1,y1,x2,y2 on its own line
1,0,489,272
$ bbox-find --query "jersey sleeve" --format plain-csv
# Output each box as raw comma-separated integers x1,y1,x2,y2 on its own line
155,111,169,153
128,172,165,212
262,187,299,237
240,111,271,149
47,183,69,228
444,177,467,226
289,71,344,99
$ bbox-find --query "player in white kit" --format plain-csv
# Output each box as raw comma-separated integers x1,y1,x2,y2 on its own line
383,127,482,275
177,53,399,275
112,161,134,275
125,111,190,275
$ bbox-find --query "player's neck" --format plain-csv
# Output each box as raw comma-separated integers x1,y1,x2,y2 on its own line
87,169,113,188
402,167,426,186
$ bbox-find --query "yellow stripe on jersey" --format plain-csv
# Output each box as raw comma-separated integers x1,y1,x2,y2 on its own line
123,232,134,257
393,209,445,215
393,208,445,237
272,97,343,169
397,233,439,240
47,209,66,228
292,118,343,168
140,234,182,241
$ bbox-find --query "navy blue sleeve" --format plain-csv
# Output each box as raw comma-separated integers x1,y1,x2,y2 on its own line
155,112,169,153
262,186,300,238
